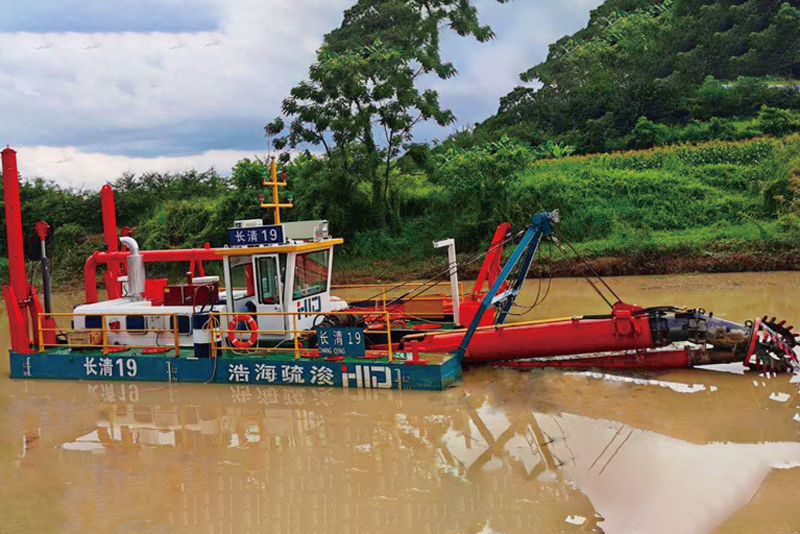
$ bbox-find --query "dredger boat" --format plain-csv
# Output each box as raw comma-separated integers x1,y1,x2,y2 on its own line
2,147,797,391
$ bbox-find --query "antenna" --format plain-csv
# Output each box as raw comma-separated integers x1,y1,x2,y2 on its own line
259,157,293,224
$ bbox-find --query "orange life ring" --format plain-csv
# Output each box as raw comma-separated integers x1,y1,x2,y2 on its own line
228,314,258,348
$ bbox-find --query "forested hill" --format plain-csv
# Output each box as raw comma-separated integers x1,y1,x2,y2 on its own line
479,0,800,153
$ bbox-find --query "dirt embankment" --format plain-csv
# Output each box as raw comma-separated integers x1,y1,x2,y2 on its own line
334,249,800,285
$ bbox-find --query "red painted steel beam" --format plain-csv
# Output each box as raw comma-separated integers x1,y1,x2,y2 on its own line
403,306,654,363
471,222,511,298
83,248,223,303
2,147,29,305
100,184,123,298
2,147,33,351
3,286,33,353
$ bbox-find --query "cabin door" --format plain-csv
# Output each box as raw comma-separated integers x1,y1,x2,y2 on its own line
253,254,285,340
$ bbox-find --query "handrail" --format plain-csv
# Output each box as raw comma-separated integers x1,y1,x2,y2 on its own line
332,281,461,289
35,309,401,363
211,309,395,362
37,311,183,357
330,282,466,319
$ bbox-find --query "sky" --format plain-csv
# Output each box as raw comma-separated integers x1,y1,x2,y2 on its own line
0,0,603,188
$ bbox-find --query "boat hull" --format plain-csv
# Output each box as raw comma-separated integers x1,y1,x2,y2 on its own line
9,348,461,391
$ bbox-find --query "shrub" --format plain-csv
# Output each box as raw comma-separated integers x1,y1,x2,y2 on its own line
706,117,738,141
776,213,800,241
433,136,534,243
52,223,86,254
757,105,800,135
690,76,735,119
582,112,619,153
50,224,98,281
732,77,771,116
137,200,215,250
629,117,664,149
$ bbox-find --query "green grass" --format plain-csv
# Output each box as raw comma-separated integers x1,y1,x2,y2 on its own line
342,135,800,278
570,221,781,257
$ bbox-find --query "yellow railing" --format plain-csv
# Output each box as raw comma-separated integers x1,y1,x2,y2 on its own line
211,309,395,362
37,312,182,357
36,309,401,363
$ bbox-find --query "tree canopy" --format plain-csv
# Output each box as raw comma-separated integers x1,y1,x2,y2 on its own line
482,0,800,152
267,0,511,223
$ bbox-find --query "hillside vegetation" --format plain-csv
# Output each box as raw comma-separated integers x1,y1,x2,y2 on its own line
480,0,800,152
337,134,800,279
3,134,798,285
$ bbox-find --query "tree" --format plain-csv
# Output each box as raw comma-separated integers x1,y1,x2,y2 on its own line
267,0,511,224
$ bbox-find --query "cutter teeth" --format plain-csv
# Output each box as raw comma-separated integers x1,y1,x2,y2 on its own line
752,318,800,372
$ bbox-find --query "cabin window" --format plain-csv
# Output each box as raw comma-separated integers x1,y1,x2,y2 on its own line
293,250,329,300
229,260,255,298
256,256,281,305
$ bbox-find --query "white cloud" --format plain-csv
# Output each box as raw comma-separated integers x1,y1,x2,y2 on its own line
0,0,350,150
1,0,605,185
13,145,266,189
417,0,603,139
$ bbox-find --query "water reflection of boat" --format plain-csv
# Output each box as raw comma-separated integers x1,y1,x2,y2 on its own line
6,369,797,534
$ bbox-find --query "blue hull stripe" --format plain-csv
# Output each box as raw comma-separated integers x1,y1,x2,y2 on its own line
9,351,461,391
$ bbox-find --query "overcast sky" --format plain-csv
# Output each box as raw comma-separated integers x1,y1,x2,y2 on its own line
0,0,602,188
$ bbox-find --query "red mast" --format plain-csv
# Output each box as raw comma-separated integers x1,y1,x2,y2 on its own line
2,147,33,352
100,184,122,298
2,148,27,301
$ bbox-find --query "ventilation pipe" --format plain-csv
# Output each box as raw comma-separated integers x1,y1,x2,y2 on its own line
120,237,145,299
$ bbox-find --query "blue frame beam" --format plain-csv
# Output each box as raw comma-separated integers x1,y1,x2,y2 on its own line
454,211,558,360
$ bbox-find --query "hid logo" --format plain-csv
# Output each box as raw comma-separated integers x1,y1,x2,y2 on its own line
297,295,322,319
341,365,393,389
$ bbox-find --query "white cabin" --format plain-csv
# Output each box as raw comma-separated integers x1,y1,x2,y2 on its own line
72,220,348,348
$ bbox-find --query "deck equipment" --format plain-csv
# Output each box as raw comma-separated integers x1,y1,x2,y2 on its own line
395,220,799,372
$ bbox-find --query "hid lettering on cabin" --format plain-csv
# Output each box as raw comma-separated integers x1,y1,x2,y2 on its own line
297,295,322,319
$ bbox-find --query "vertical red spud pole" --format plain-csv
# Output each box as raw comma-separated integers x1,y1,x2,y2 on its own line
2,146,32,351
100,184,122,298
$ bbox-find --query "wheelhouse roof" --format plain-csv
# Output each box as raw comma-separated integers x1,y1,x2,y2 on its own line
215,238,344,257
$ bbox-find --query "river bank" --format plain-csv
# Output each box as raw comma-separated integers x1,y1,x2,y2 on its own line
333,248,800,285
34,247,799,292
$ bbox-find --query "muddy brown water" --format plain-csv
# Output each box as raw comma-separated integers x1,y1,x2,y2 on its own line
1,272,799,533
